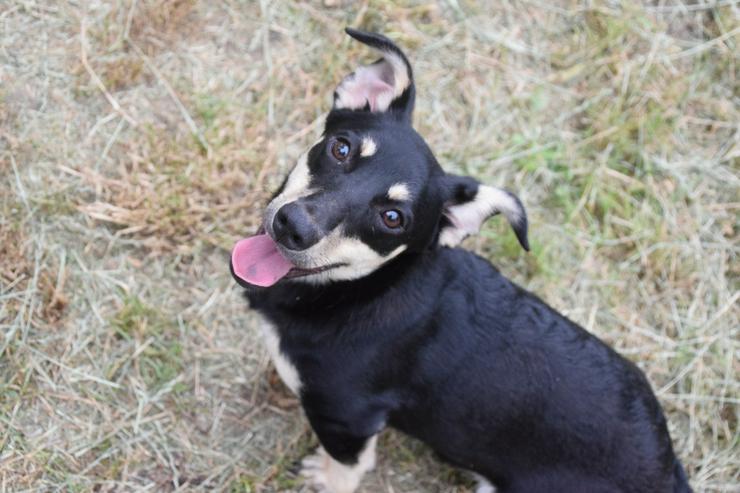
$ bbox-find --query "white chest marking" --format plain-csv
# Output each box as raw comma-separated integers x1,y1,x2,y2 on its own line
472,473,497,493
260,320,301,395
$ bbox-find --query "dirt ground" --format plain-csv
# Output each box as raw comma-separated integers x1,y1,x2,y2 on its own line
1,1,738,491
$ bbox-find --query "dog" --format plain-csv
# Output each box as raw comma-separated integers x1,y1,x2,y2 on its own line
231,28,692,493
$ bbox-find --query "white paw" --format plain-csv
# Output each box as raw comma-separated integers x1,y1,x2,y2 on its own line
300,439,376,493
300,449,334,493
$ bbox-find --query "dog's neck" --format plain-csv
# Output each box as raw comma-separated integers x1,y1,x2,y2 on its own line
246,250,428,313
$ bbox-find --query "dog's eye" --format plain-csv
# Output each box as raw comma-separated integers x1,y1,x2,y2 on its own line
381,209,403,229
330,138,351,161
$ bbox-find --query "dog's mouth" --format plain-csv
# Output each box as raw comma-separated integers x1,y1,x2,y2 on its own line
231,228,344,287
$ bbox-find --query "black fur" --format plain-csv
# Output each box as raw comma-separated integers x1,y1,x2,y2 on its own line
232,29,691,493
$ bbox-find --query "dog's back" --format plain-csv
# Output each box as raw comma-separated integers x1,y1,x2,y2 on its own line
383,248,686,492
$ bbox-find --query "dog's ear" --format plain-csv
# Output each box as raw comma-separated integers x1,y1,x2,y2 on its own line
333,28,415,122
438,174,529,250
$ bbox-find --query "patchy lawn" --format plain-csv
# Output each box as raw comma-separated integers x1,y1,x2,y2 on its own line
1,1,737,491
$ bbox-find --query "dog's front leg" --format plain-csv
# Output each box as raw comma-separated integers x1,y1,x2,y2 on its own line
300,430,377,493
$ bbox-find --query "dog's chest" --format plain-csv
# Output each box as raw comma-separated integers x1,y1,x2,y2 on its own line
259,319,302,395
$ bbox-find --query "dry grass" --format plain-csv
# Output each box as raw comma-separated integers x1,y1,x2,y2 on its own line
1,0,738,491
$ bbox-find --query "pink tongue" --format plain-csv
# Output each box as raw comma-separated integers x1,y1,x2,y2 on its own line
231,234,294,287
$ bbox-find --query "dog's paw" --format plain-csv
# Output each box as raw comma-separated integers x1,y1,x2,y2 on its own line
300,446,373,493
300,450,333,493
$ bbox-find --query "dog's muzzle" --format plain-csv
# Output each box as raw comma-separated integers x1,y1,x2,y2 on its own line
272,202,322,251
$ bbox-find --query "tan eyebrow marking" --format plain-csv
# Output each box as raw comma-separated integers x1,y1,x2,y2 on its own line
360,137,377,157
387,182,411,201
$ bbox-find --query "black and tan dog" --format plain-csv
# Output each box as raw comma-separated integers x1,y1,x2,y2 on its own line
231,29,691,493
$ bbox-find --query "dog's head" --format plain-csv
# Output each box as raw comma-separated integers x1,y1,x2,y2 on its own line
232,29,529,288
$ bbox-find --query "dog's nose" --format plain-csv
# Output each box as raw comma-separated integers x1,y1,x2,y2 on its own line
272,202,321,251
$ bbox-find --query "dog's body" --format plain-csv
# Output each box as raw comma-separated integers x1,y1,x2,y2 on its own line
232,29,691,493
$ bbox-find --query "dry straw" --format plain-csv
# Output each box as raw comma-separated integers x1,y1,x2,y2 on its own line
1,1,737,491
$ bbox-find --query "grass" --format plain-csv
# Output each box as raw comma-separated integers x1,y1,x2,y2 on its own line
1,0,738,491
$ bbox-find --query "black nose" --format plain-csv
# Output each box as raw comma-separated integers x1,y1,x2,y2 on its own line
272,202,321,251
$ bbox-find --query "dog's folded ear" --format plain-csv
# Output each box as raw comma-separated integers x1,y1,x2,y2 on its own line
333,28,415,122
438,174,529,251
